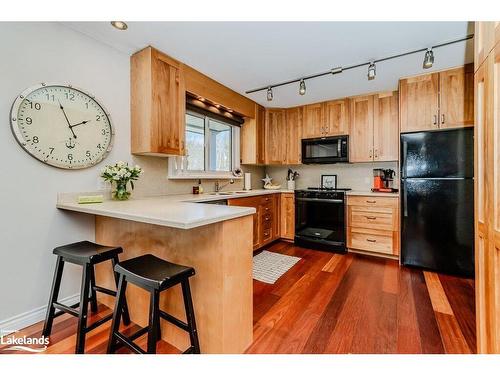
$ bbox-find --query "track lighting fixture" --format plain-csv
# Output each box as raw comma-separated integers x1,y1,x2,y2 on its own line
423,48,434,69
299,80,306,95
367,62,376,81
267,87,273,101
245,34,472,100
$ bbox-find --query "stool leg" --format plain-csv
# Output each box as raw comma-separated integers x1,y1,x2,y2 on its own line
147,289,160,354
42,256,65,337
181,279,200,354
88,265,98,313
75,263,91,354
107,274,127,354
112,255,131,325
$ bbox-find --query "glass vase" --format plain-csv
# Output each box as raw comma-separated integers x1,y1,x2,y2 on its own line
113,181,131,201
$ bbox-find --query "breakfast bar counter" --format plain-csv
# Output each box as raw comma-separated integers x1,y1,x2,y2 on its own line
57,193,257,353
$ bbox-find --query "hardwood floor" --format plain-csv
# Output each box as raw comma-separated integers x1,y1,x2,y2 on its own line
246,241,475,354
0,241,475,354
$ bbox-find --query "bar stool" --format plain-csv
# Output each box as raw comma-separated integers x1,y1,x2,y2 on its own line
107,254,200,354
42,241,131,354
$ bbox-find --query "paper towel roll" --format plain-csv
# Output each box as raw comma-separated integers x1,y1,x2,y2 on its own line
244,173,252,190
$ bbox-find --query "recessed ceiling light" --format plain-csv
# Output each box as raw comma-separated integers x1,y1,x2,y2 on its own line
111,21,128,31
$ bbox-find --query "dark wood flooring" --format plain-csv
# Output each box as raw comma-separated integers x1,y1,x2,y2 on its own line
246,241,475,354
0,241,475,354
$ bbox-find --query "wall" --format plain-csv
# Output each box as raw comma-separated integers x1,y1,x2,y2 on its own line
266,161,399,191
0,22,265,330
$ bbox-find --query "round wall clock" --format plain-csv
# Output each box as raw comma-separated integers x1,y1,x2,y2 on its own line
10,83,114,169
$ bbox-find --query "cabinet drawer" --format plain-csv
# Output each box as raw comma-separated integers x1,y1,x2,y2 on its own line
348,195,398,208
261,227,273,243
349,228,393,254
350,210,394,231
261,213,273,228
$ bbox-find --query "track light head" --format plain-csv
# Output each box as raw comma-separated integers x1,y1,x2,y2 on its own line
367,62,376,81
423,48,434,69
267,87,273,101
299,80,306,96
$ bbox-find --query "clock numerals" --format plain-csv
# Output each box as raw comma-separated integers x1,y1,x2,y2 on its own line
86,150,91,158
96,114,101,122
32,136,39,144
26,117,33,125
28,101,41,110
97,143,102,150
45,94,55,101
67,154,73,161
49,147,55,155
65,92,75,101
101,129,107,135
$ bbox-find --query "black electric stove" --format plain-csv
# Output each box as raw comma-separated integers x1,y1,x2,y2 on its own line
294,188,350,253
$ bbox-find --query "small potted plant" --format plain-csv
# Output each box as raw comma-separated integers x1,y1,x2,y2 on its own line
101,161,143,201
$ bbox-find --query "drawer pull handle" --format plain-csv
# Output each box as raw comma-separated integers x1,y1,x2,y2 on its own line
366,239,377,243
365,216,377,220
366,200,376,203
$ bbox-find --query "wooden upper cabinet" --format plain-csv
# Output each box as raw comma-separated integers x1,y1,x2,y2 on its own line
241,104,266,165
285,107,302,164
373,91,399,162
349,95,374,162
302,103,324,138
399,73,439,133
265,109,286,164
324,99,350,136
131,46,186,156
439,65,474,129
475,22,497,71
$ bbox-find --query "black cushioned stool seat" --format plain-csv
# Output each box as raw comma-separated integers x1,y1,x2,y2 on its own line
42,241,130,354
107,254,200,354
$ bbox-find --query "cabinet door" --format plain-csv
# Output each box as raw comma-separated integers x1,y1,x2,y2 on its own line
265,109,286,164
373,91,399,161
151,50,186,155
280,193,295,240
439,64,474,129
475,21,496,71
240,104,266,164
324,99,350,136
302,103,324,139
399,73,439,133
349,95,374,162
228,196,261,250
285,107,302,164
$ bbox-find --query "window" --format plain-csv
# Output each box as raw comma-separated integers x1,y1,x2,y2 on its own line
168,111,240,179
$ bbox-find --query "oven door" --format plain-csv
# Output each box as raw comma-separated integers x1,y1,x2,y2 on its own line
294,196,346,253
301,136,349,164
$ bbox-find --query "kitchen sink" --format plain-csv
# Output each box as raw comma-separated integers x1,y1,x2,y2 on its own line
208,192,233,196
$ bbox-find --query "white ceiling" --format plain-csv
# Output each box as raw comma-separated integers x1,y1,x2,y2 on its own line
62,22,474,108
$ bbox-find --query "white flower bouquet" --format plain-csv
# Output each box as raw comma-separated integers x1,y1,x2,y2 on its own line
100,161,143,200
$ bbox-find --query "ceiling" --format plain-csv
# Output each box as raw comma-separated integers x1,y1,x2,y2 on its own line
62,22,474,108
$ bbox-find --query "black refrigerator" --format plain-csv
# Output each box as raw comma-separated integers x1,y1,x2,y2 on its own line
400,128,474,278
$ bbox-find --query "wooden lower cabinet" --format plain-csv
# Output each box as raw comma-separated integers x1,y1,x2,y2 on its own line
228,193,280,250
280,193,295,240
347,195,399,257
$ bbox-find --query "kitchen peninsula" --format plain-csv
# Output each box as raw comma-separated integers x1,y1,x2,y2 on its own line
57,192,263,354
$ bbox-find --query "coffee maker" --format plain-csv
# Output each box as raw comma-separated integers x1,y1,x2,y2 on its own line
372,168,398,193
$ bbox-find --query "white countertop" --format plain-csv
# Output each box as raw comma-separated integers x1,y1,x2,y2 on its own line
56,189,291,230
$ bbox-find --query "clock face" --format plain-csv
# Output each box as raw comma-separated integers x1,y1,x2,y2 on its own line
10,84,113,169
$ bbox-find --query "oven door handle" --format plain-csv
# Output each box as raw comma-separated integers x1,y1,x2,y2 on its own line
296,197,344,204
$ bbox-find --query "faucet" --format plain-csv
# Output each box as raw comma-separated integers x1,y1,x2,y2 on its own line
215,179,234,193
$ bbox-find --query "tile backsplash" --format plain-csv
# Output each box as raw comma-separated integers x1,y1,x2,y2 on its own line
265,161,399,191
131,155,266,197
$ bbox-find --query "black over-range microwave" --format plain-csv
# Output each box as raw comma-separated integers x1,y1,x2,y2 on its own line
301,135,349,164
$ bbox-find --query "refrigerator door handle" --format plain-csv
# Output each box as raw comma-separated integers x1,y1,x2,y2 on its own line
403,181,408,217
401,140,408,178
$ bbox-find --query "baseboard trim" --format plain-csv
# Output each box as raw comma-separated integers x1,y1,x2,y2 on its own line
0,294,80,335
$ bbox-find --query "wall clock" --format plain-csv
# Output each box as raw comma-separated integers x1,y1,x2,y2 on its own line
10,83,114,169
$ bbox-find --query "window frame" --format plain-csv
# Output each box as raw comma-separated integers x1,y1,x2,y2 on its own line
168,110,241,180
